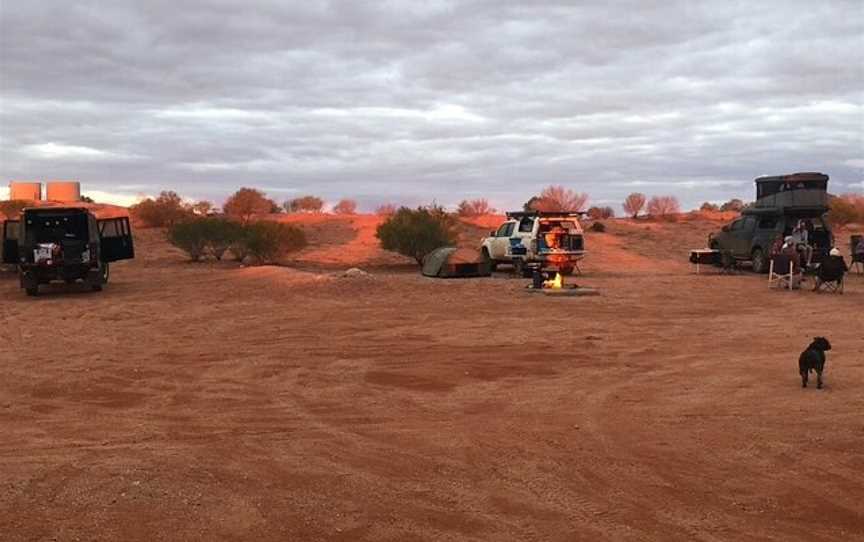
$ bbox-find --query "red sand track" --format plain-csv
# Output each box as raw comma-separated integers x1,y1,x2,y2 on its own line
1,215,862,541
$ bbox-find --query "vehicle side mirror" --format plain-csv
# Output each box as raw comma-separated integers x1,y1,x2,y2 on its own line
722,225,730,232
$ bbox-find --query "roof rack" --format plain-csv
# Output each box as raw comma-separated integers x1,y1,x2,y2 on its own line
505,211,587,219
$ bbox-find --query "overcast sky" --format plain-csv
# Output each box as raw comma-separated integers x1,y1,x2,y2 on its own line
1,0,862,211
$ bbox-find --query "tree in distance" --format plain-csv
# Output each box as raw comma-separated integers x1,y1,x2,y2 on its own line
587,206,615,219
375,203,397,216
647,195,681,219
622,193,646,219
719,198,745,212
457,198,495,217
285,196,324,213
827,194,864,227
0,199,33,218
333,199,358,214
376,205,458,265
525,186,588,212
130,191,192,227
223,188,275,224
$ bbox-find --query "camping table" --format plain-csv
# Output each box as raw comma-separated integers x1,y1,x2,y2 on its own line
690,249,719,274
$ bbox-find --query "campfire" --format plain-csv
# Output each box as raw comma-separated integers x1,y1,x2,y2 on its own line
527,267,598,297
543,272,564,289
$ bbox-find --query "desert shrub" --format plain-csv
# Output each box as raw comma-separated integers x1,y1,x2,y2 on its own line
202,218,240,260
587,206,615,219
80,195,95,203
622,193,646,218
285,195,324,213
0,199,33,218
719,198,745,212
457,198,495,217
130,191,192,227
589,221,606,232
223,188,274,224
699,202,719,212
376,205,458,264
167,219,210,261
828,194,863,227
375,203,397,216
647,195,681,219
229,229,252,262
333,199,358,214
525,186,588,212
242,221,307,264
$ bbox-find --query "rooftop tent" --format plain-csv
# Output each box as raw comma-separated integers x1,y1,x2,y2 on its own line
753,172,829,210
422,247,491,278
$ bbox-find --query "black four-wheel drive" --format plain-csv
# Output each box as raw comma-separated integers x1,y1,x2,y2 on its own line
1,207,134,296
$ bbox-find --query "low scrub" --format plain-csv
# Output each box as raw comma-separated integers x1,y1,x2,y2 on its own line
376,205,457,264
243,221,307,264
167,220,210,261
169,219,306,264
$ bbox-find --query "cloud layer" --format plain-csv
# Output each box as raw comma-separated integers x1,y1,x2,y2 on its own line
1,0,862,210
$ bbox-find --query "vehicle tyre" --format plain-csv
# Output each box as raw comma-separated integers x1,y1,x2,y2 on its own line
22,274,38,296
751,248,767,274
709,240,723,267
513,259,525,277
481,248,497,271
559,266,575,276
88,263,108,291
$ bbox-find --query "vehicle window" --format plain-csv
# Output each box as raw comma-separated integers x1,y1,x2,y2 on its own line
758,217,777,229
100,220,120,237
730,219,742,231
518,218,533,232
496,223,510,237
742,216,757,231
503,223,515,237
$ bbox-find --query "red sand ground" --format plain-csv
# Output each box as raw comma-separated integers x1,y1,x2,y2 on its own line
1,214,863,541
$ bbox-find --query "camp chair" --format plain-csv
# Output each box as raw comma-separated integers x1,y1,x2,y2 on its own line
814,256,846,294
851,235,864,274
768,254,801,290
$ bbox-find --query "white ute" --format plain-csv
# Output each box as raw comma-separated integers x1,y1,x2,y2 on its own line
480,211,586,276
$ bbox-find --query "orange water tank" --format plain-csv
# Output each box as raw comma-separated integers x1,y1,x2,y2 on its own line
9,181,43,201
46,181,81,202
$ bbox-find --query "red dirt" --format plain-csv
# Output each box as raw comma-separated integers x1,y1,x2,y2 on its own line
1,214,863,541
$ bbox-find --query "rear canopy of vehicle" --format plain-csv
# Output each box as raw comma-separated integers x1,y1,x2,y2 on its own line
422,247,491,278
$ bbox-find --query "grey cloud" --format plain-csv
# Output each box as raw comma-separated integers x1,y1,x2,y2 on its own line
1,0,862,210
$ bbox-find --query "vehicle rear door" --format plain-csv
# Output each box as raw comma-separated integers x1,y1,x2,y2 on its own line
2,220,20,264
98,217,135,262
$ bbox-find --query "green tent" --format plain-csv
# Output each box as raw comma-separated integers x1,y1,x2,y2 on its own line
422,247,491,278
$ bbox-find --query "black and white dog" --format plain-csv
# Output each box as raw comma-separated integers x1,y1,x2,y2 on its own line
799,337,832,389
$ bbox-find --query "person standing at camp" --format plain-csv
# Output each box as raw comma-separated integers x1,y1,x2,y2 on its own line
791,220,812,267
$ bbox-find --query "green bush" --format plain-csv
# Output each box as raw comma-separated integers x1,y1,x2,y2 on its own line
376,206,458,264
202,218,240,260
167,220,209,261
243,222,307,264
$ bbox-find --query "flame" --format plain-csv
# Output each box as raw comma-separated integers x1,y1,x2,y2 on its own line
544,272,563,289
